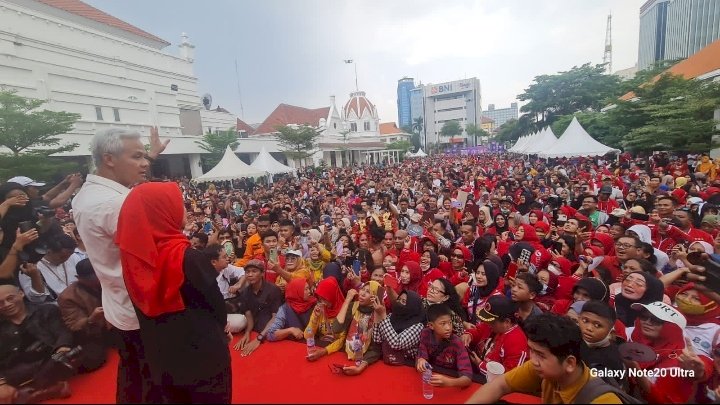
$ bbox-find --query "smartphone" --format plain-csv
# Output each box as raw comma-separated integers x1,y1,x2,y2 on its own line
451,200,463,209
383,273,399,291
630,212,650,221
518,249,531,266
352,259,361,276
222,218,229,227
686,251,720,292
557,214,568,222
552,241,564,253
18,220,36,233
269,248,279,263
203,222,213,234
223,241,234,257
335,240,344,256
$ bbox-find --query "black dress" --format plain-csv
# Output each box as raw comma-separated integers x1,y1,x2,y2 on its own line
135,248,231,404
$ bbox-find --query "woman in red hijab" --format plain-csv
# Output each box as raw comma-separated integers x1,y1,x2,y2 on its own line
265,278,317,343
116,182,230,403
304,277,347,361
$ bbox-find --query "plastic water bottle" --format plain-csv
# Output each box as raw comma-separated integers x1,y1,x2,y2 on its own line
306,337,315,356
353,334,364,366
422,365,434,399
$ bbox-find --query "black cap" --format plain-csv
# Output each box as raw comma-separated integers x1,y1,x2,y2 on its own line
75,258,97,279
476,295,517,323
600,185,613,194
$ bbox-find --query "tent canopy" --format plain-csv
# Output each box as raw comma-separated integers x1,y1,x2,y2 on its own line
193,146,266,183
515,132,539,154
414,148,427,157
523,127,558,155
250,147,296,175
538,117,620,158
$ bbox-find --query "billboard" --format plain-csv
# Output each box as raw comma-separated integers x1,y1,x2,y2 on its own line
426,79,476,97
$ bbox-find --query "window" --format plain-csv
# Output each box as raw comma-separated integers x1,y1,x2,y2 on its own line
364,121,370,131
95,106,103,121
113,108,120,122
350,123,357,132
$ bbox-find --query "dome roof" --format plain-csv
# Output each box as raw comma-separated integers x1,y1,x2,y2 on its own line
343,91,377,119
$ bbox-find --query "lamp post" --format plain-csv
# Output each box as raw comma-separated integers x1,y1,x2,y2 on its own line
343,59,358,92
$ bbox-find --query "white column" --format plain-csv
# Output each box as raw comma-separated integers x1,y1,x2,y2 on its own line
189,154,203,178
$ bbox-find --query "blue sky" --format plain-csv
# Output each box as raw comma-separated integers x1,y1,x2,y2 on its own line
87,0,644,126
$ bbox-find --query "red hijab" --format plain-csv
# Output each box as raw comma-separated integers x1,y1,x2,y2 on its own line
285,278,316,315
674,283,720,326
402,261,423,293
314,277,345,318
116,182,190,317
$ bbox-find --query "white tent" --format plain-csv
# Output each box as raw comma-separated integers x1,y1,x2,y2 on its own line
193,146,266,183
414,148,428,157
538,117,620,158
250,147,296,175
405,150,415,158
515,131,539,154
508,134,528,153
523,127,559,155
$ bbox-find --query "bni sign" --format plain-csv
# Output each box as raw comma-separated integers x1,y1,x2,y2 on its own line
430,83,453,94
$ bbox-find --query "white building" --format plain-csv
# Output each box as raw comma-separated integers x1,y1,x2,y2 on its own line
0,0,212,177
414,78,482,147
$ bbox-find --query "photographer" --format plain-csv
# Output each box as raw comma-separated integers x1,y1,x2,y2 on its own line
18,234,80,304
0,283,77,403
7,174,84,210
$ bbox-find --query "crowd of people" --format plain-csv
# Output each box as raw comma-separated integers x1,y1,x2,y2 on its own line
1,127,720,404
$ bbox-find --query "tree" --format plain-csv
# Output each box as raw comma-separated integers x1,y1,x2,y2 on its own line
465,123,490,145
410,132,422,151
494,115,536,143
0,90,81,181
412,116,425,148
439,120,462,143
518,63,622,127
194,127,239,169
617,73,720,152
276,124,321,167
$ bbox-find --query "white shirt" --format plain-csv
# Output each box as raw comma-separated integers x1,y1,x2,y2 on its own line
19,255,81,303
216,264,245,299
72,174,137,330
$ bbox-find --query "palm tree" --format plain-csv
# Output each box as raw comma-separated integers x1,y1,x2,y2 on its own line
412,116,424,149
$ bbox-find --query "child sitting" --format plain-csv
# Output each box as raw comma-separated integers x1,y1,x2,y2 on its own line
416,304,473,389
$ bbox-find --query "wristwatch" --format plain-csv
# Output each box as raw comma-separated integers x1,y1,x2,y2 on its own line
257,334,265,343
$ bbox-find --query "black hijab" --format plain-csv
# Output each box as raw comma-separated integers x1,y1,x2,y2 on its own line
322,262,345,286
614,272,665,327
468,259,501,323
390,291,426,333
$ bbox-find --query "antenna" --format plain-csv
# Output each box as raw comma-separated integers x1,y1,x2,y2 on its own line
234,59,245,119
603,13,613,74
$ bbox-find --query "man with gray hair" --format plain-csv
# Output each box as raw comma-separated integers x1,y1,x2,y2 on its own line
71,127,168,403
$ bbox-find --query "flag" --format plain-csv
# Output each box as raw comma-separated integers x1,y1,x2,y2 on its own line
343,59,353,63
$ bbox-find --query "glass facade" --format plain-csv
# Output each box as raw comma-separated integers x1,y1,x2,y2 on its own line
397,78,414,129
639,0,720,70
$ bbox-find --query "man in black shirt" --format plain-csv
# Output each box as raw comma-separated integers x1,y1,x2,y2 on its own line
232,260,283,357
0,283,75,402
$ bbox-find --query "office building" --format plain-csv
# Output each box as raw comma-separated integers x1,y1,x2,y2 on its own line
638,0,720,70
415,78,481,147
483,103,518,128
397,77,414,129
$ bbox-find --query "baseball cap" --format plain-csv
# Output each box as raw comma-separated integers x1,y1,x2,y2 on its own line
7,176,45,187
476,295,517,323
631,301,687,329
286,249,302,257
599,185,612,194
300,216,311,226
244,259,265,272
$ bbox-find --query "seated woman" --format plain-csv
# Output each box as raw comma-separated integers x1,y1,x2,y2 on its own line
266,278,316,343
273,249,312,293
386,261,422,302
625,301,695,403
613,271,664,327
373,291,426,365
461,259,502,328
333,281,384,376
305,277,347,362
424,278,467,337
306,241,331,286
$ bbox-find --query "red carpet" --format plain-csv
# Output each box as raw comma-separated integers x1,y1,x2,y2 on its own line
46,337,541,404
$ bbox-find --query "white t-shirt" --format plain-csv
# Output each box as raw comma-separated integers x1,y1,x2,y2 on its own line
216,264,245,299
19,255,82,302
72,174,137,330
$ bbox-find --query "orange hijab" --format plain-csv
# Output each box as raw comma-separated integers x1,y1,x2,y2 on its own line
116,182,190,317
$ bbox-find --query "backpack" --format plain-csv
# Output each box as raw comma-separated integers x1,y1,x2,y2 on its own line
572,377,644,404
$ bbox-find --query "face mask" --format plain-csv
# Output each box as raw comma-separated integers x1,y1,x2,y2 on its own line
547,264,563,276
500,208,510,215
539,283,549,296
675,296,715,316
584,330,614,349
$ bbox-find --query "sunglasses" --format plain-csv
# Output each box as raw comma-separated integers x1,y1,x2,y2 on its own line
451,253,465,259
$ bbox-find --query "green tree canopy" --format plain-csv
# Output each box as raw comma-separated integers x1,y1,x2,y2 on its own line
494,115,536,143
439,120,462,140
0,90,81,181
275,124,321,167
195,127,239,169
518,63,622,127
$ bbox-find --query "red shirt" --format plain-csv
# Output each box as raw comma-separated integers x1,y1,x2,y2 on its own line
468,323,529,375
